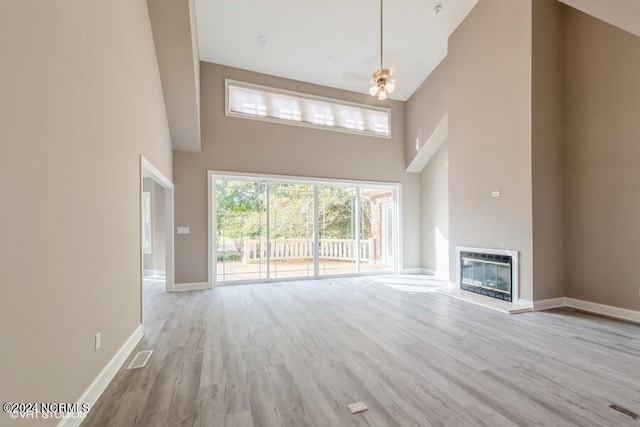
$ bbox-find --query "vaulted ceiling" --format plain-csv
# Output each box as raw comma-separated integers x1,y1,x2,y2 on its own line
195,0,479,101
157,0,640,151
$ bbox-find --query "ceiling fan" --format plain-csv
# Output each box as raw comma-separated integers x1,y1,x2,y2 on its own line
368,0,396,100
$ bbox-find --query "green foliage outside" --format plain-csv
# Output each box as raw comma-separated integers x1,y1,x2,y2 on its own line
216,252,241,262
216,180,372,258
216,180,265,254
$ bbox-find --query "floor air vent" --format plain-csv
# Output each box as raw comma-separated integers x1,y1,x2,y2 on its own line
127,350,153,370
347,402,368,414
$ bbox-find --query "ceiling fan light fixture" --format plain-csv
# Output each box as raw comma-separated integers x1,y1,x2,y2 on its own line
370,0,397,101
370,68,395,100
385,80,396,93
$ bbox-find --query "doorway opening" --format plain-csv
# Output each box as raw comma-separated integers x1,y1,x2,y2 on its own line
142,179,167,280
210,172,400,285
140,157,174,324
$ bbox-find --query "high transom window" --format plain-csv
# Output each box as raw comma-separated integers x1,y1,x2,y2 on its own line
225,80,391,138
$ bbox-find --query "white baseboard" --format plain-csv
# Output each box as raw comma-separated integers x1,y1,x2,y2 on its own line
58,325,143,427
533,297,567,311
174,282,210,292
565,298,640,323
421,268,436,276
143,269,165,277
401,268,423,274
517,299,534,309
533,297,640,323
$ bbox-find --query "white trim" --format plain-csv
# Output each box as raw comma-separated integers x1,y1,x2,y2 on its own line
142,157,172,187
313,186,319,277
532,297,640,324
396,184,403,274
355,188,361,273
225,79,391,139
565,298,640,323
533,297,567,311
209,170,401,189
141,156,175,298
57,325,143,427
437,288,532,314
455,246,520,304
517,299,534,309
174,282,210,292
207,170,214,289
143,269,166,277
210,271,396,288
401,268,423,274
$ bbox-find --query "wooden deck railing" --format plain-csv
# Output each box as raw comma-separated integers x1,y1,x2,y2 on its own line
242,238,374,264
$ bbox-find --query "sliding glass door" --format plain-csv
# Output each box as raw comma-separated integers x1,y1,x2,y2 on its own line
269,183,314,279
213,174,398,284
215,179,267,282
359,187,396,273
318,185,357,276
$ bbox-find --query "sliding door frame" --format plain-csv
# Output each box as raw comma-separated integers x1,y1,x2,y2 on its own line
208,170,402,286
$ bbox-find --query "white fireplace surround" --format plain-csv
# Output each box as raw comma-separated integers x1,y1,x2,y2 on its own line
456,246,519,304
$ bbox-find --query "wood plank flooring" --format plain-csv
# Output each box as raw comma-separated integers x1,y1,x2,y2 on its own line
82,276,640,426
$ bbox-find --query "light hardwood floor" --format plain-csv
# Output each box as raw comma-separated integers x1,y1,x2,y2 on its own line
82,276,640,426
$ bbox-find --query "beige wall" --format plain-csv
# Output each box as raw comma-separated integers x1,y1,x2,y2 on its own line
143,179,167,272
558,0,640,38
147,0,201,152
564,6,640,310
174,62,421,284
0,0,172,423
531,0,565,300
405,58,448,168
421,143,449,277
448,0,534,300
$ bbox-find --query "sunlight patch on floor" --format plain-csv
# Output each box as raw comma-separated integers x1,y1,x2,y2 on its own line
369,274,451,293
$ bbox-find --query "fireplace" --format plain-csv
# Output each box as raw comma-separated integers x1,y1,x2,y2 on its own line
458,248,517,302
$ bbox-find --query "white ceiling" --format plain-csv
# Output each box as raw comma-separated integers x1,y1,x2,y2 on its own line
195,0,478,101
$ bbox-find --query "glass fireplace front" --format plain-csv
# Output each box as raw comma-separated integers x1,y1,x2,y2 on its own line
460,251,512,302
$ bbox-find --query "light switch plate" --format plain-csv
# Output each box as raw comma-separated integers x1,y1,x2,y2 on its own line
177,227,190,234
492,191,501,198
348,402,368,414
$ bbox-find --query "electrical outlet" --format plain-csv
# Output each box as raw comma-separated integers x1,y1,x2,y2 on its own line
95,332,101,350
492,191,501,198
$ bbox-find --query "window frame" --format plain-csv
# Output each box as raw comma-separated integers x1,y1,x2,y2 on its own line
210,170,401,286
225,79,392,139
142,190,153,255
